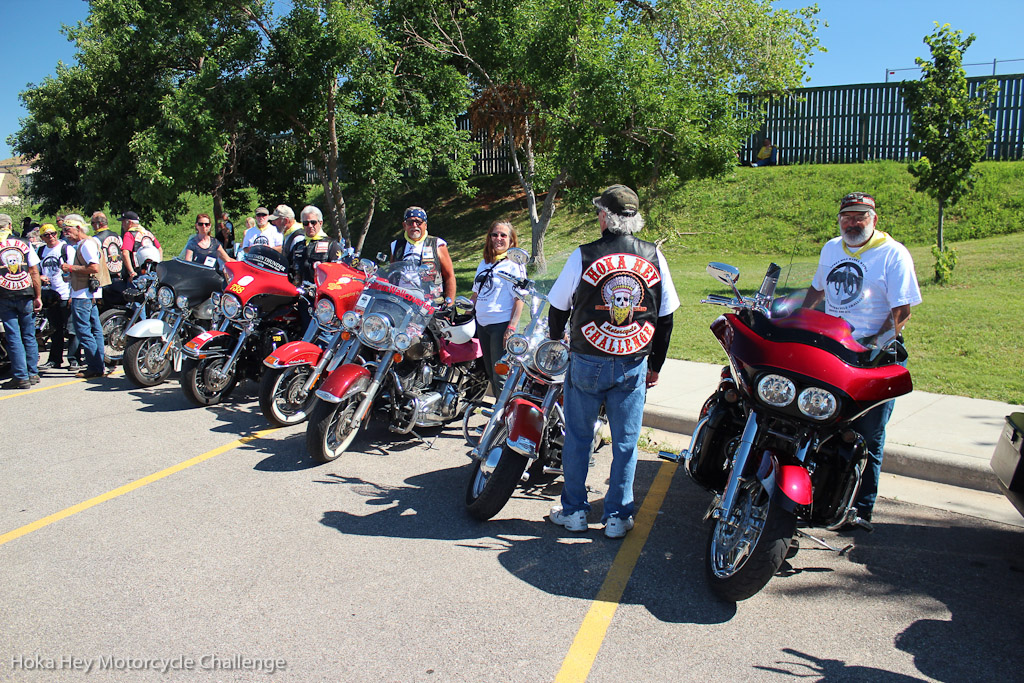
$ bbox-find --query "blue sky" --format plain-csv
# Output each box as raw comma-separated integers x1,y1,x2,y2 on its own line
2,0,1023,160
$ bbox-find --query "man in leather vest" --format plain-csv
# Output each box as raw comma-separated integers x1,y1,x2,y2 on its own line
546,185,680,538
90,212,124,280
389,207,456,304
0,213,43,389
60,214,108,378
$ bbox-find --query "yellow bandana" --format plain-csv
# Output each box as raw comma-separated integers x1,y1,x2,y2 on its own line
406,229,428,247
842,229,889,259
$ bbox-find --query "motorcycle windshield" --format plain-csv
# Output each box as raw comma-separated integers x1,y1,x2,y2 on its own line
155,258,226,303
355,263,436,349
374,261,440,304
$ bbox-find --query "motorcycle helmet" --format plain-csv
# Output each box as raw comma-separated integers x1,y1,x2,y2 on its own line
136,246,162,271
435,312,476,345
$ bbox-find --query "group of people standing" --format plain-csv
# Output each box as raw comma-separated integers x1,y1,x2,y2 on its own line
1,185,921,536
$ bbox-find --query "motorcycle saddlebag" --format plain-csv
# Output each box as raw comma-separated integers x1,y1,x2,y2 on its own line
991,412,1024,515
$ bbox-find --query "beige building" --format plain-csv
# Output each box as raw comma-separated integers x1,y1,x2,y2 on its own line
0,156,33,205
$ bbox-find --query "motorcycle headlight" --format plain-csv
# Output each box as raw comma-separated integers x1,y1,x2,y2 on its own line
394,332,412,351
210,292,221,308
342,310,360,330
505,333,529,356
798,387,837,420
221,293,241,319
176,295,189,310
360,313,391,345
757,374,795,407
243,303,258,321
315,299,338,327
534,339,569,376
157,286,175,308
146,282,158,300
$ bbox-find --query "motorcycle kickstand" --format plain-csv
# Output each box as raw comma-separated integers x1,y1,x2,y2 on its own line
407,428,438,451
795,529,854,556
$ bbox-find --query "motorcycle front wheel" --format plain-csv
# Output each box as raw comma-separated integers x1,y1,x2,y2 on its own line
123,337,172,387
705,478,797,602
305,377,369,463
100,308,129,365
259,365,317,427
180,355,238,407
465,425,528,521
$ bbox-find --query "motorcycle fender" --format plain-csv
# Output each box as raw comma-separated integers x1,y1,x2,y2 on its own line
505,398,543,456
264,340,323,369
757,451,813,510
315,363,371,404
125,318,168,339
183,330,234,359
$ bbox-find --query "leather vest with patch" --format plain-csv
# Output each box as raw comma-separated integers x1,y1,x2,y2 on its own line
569,233,663,358
0,236,34,299
391,236,441,288
93,229,124,277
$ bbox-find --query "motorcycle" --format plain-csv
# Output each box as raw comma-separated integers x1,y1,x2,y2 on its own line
258,259,369,427
100,247,162,365
122,258,224,387
179,246,307,407
660,262,912,602
305,260,489,463
463,247,602,520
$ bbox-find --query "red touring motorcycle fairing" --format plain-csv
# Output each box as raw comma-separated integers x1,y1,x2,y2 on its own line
305,260,489,463
179,246,307,406
258,259,369,427
661,262,912,602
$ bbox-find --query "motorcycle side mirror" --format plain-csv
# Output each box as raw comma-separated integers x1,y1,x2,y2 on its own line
506,247,529,266
455,295,475,312
376,252,388,264
707,262,740,286
359,258,376,276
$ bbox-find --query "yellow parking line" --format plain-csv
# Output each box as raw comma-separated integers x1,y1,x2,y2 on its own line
0,368,123,401
0,426,280,548
555,460,678,683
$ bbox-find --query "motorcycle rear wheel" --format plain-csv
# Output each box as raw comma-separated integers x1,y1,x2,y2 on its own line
305,378,368,463
180,355,237,407
124,337,172,387
705,478,797,602
100,308,129,364
465,425,528,521
259,365,316,427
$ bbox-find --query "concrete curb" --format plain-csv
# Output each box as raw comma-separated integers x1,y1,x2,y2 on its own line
641,405,1002,494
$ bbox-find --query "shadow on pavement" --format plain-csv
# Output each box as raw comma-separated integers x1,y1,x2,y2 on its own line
754,648,924,682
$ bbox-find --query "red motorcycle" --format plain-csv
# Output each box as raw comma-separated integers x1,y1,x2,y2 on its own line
662,262,912,602
258,260,369,427
180,246,307,406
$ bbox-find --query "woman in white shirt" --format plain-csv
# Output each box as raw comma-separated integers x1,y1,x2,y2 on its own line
471,220,525,394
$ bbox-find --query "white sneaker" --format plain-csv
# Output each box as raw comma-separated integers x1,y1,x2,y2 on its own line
549,506,588,532
604,516,635,539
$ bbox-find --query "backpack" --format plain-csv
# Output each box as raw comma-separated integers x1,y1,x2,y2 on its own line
37,243,72,265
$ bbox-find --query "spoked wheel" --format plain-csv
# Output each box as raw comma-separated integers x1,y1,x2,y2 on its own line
123,337,172,387
180,355,237,407
100,308,129,365
461,400,494,447
305,377,369,463
705,478,797,602
465,425,528,521
259,365,317,427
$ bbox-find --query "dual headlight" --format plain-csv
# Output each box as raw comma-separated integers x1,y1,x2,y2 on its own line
315,299,338,327
360,313,392,345
534,339,569,376
756,373,837,420
505,333,529,356
156,286,175,309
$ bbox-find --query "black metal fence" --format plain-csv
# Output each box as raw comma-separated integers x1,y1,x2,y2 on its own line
741,73,1024,165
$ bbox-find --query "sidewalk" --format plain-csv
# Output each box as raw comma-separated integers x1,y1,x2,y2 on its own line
643,359,1024,494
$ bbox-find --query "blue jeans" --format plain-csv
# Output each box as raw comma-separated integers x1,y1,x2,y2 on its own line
560,353,648,521
852,398,896,518
69,298,104,374
0,297,39,381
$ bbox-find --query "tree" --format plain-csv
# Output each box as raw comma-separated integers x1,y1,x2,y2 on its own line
408,0,822,272
903,24,997,253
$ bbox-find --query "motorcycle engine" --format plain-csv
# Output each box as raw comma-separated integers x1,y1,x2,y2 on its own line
438,382,460,419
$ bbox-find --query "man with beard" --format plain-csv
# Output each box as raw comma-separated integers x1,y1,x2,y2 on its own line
802,192,922,526
388,207,456,304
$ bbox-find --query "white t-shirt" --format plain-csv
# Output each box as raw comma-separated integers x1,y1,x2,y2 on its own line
70,237,102,300
242,225,283,250
38,241,75,300
472,258,527,326
811,231,922,338
548,244,680,317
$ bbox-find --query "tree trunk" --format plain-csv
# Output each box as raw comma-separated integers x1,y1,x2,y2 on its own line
354,190,377,255
937,196,945,252
324,80,350,243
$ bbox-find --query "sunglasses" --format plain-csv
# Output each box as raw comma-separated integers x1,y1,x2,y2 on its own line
302,220,320,226
404,218,424,225
196,221,211,226
490,232,509,238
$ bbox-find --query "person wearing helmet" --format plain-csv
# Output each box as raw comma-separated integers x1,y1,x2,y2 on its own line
389,207,456,304
183,213,234,268
470,219,525,394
